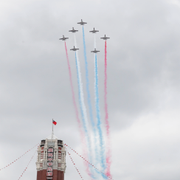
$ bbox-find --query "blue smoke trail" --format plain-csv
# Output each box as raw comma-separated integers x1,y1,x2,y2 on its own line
82,26,99,174
82,26,95,131
82,26,99,178
94,53,107,179
74,51,90,147
74,51,94,178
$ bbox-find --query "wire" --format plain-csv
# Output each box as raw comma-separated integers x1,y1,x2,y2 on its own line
64,144,113,180
0,143,39,171
67,151,84,180
17,150,36,180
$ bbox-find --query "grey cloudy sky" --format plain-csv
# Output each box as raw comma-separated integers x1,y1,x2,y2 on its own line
0,0,180,179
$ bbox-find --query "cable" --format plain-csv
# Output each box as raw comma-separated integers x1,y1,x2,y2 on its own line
65,144,113,180
0,143,39,171
67,151,84,180
17,150,36,180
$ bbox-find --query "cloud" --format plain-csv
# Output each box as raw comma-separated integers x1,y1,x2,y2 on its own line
0,0,180,180
168,0,180,7
112,109,180,180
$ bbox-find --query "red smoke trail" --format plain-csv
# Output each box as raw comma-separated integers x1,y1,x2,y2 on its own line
64,42,82,137
104,40,112,178
65,144,114,180
64,42,90,176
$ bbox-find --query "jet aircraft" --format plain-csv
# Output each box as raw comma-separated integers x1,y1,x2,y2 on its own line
59,35,68,41
91,48,100,53
69,27,78,33
90,28,99,33
70,46,79,51
77,19,87,25
101,34,110,40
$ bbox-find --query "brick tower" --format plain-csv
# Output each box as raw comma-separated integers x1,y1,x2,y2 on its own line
36,135,66,180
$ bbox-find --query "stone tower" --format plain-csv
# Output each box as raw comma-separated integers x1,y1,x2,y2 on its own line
36,136,66,180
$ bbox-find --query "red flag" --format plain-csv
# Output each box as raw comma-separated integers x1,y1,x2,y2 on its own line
52,120,57,125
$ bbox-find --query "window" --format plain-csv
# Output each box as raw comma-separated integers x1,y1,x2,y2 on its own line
47,167,53,171
47,162,53,166
58,151,61,159
41,151,44,159
48,148,53,153
47,153,53,157
48,158,53,162
47,172,53,176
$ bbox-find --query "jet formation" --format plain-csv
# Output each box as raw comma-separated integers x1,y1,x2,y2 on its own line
69,27,78,33
91,48,100,53
90,27,99,33
101,34,110,40
70,46,79,51
77,19,87,25
59,35,68,41
60,19,110,52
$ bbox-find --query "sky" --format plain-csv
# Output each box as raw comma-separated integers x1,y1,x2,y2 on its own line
0,0,180,179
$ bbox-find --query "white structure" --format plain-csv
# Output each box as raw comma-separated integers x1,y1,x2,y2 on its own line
36,135,66,180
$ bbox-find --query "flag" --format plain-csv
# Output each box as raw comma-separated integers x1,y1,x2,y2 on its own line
52,120,57,125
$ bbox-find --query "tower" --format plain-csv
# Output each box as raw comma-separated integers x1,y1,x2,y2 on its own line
36,135,66,180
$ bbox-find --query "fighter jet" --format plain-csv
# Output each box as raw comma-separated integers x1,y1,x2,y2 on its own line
69,27,78,33
77,19,87,25
89,28,99,33
70,46,79,51
91,48,100,53
59,35,68,41
101,34,110,40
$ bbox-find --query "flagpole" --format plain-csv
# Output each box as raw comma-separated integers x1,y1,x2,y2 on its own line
51,119,54,139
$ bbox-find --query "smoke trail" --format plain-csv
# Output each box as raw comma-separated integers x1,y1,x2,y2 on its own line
64,42,89,175
82,26,99,178
94,34,96,49
74,50,94,178
82,26,96,135
64,41,83,143
93,33,101,171
94,53,106,178
104,41,112,178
